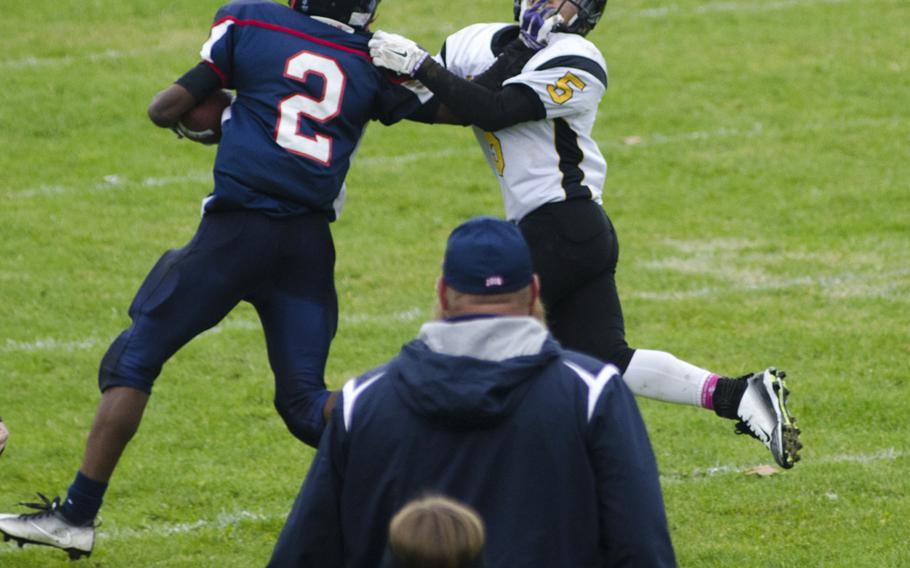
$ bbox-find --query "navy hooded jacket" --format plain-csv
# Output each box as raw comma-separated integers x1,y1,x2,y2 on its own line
269,316,676,567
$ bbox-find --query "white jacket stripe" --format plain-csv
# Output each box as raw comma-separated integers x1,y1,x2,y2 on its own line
342,372,385,431
564,361,619,421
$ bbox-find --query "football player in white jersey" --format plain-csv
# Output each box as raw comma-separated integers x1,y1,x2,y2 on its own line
369,0,802,468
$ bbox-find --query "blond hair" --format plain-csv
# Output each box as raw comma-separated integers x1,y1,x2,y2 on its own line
389,495,486,568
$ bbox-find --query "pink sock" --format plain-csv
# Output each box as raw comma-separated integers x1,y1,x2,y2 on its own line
701,374,721,410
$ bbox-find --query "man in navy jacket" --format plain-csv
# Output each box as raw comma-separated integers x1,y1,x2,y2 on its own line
269,216,676,567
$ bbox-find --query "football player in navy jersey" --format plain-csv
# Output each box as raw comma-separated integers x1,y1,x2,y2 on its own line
369,0,801,469
0,0,421,558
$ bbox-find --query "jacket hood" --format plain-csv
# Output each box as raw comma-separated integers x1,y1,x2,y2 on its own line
392,317,560,429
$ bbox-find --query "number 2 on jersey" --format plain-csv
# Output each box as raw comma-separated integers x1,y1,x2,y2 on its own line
547,72,586,105
275,50,346,165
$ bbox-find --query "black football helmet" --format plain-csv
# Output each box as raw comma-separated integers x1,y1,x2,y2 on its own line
290,0,380,29
513,0,606,36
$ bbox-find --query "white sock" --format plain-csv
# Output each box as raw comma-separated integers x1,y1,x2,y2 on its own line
623,349,717,408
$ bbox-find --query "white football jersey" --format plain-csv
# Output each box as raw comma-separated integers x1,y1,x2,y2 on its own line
438,23,608,222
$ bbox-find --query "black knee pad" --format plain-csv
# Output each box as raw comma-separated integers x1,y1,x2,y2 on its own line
98,328,158,394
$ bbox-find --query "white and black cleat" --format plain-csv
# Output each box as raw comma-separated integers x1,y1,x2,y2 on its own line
0,494,95,560
735,368,802,468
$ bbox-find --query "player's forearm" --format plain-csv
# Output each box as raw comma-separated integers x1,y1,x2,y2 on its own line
471,39,538,90
147,84,197,128
148,63,222,128
414,58,544,131
405,97,465,126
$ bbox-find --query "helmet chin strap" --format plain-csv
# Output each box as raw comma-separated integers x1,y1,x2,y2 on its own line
349,11,372,27
516,0,586,32
555,0,580,32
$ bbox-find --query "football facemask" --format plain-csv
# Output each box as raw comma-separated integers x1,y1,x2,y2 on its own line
513,0,606,36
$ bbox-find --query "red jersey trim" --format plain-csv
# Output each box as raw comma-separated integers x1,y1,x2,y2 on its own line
212,16,371,61
203,60,228,86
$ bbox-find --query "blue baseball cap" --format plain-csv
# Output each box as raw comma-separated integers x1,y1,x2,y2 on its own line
443,216,533,295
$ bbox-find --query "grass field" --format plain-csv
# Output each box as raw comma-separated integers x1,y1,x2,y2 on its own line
1,0,908,566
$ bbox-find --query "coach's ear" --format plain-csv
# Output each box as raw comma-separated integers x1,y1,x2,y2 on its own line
437,277,450,312
529,274,540,313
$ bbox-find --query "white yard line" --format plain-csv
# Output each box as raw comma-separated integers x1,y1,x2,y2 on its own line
393,0,867,35
0,511,279,554
202,307,426,335
340,307,426,325
7,0,846,70
613,0,850,19
601,117,905,149
633,280,910,301
99,510,275,540
1,309,427,354
632,240,910,301
0,448,902,552
0,47,173,71
0,0,862,71
3,253,906,353
356,147,475,167
660,448,904,484
631,268,910,301
4,118,902,199
7,173,212,200
1,337,101,354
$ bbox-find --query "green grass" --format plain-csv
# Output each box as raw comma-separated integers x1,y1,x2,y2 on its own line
2,0,909,565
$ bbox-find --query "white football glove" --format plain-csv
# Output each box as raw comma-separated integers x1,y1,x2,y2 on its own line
369,30,430,77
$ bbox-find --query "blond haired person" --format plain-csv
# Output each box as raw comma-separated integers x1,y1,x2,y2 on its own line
388,496,485,568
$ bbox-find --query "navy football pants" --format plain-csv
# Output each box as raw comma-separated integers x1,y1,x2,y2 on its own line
518,199,635,372
98,210,337,447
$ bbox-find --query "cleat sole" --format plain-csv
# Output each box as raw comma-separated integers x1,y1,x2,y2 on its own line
780,425,802,468
67,547,92,560
768,369,800,468
0,530,91,560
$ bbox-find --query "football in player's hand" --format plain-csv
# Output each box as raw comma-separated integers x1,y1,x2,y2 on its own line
177,89,233,145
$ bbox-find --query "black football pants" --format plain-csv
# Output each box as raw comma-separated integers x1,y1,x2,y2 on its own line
518,199,635,372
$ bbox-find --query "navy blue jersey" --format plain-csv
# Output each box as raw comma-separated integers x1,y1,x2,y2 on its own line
200,1,419,219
